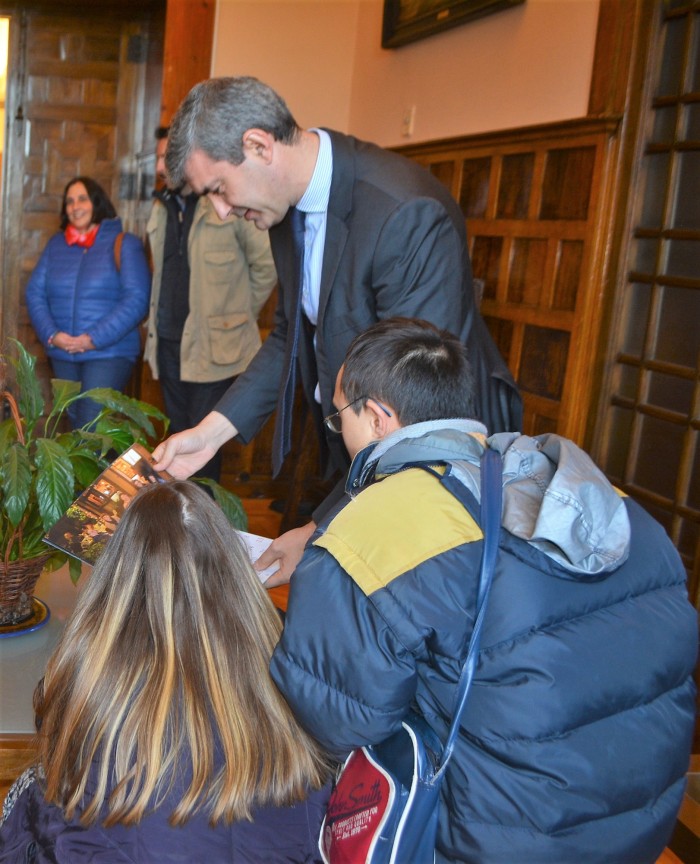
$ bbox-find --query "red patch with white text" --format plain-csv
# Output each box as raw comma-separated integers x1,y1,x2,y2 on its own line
320,746,396,864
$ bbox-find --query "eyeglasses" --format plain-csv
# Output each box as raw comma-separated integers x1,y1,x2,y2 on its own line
324,395,392,434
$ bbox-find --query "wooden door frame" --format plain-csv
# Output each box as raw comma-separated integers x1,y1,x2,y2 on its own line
0,3,29,356
585,0,658,456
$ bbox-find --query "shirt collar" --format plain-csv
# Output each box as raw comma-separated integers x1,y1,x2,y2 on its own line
296,128,332,215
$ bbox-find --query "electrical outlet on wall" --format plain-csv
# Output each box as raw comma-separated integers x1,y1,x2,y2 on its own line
401,104,416,137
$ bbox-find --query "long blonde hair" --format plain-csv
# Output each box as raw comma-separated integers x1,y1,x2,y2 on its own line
35,480,330,826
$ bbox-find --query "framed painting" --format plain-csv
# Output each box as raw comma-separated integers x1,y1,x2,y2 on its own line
382,0,525,49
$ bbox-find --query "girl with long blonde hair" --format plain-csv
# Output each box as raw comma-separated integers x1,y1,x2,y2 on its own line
1,480,331,862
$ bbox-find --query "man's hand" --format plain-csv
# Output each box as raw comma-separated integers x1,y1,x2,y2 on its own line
152,411,237,479
256,521,316,587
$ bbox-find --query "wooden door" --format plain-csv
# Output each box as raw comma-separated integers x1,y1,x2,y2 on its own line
0,1,165,388
591,1,700,607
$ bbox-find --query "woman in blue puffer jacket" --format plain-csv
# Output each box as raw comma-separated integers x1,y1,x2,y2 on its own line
26,176,150,428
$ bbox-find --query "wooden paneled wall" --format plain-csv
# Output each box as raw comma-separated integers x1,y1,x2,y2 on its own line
396,117,622,448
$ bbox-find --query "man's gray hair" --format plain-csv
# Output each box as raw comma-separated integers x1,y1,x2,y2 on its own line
165,76,300,187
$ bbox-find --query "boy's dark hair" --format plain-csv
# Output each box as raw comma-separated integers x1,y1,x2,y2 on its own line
155,125,169,140
60,176,116,230
341,317,476,425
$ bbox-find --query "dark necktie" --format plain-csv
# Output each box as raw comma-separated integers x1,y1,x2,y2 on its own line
272,206,305,476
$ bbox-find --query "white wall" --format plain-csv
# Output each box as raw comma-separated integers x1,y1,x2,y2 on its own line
212,0,360,131
213,0,600,147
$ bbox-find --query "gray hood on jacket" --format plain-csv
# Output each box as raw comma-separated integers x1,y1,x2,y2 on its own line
356,423,631,579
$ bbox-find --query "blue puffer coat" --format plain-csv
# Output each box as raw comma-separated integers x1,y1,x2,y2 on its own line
25,218,150,362
271,422,698,864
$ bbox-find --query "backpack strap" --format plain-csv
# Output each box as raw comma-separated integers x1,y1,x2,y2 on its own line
432,447,503,777
114,232,124,271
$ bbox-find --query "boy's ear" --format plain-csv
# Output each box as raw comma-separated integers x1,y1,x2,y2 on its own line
366,399,400,440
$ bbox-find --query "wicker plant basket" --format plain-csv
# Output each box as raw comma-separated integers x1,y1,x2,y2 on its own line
0,554,51,626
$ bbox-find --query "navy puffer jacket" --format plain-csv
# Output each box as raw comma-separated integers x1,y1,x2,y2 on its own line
271,423,698,864
26,218,150,362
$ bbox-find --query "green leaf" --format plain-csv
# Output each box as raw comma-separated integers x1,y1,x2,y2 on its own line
35,438,75,531
98,426,137,454
50,378,82,418
18,531,50,560
9,340,44,432
1,443,31,526
68,555,83,585
40,554,63,573
133,398,170,432
0,418,19,458
80,388,161,438
62,429,114,460
195,478,248,530
69,450,105,488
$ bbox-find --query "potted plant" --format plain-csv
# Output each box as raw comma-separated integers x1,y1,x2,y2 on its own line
0,341,247,626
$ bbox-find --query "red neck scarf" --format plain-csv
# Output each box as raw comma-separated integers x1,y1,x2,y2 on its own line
65,223,99,248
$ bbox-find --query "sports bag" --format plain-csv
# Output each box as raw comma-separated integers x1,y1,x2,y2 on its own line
319,447,503,864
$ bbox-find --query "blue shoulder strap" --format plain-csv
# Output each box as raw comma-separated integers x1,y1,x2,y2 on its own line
434,446,503,776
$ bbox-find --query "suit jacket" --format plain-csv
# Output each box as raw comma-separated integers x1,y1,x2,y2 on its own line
216,130,522,467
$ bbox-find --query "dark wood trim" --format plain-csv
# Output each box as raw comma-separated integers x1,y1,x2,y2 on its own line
160,0,216,125
394,116,622,160
0,0,162,11
586,0,660,458
588,0,641,117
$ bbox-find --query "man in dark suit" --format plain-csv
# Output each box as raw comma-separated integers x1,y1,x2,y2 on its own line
153,76,521,580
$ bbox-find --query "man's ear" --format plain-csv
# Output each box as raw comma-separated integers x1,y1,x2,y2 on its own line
242,129,274,163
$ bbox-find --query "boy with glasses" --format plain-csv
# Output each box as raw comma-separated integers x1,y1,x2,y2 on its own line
271,316,697,864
